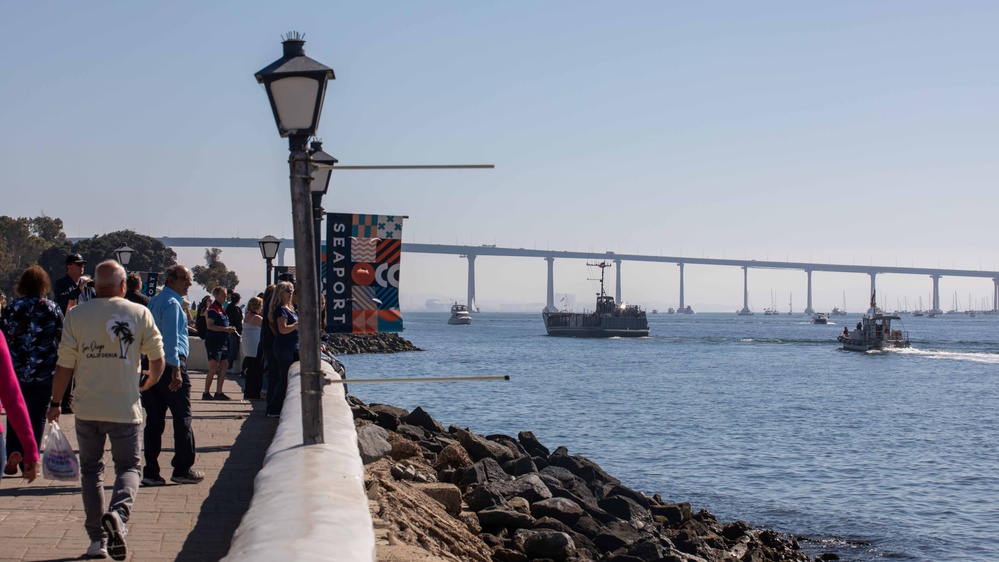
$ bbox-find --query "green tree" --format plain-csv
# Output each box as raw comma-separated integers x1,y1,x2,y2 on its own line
0,215,68,296
192,248,239,292
69,230,178,281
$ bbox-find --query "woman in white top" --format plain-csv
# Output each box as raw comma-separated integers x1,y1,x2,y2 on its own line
240,297,264,400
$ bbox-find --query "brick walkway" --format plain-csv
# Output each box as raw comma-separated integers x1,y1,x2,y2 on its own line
0,371,275,562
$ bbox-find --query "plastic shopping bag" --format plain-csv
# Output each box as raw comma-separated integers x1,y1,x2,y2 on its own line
42,421,80,481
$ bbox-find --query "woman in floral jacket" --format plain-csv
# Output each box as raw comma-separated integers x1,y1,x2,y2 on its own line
0,265,63,476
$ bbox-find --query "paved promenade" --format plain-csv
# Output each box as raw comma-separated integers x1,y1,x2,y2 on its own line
0,371,275,562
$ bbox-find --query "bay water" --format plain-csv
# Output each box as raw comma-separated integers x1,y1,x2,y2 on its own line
345,311,999,561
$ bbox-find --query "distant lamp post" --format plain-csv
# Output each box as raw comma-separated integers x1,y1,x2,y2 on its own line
255,32,335,446
257,235,282,286
114,245,135,271
309,139,337,293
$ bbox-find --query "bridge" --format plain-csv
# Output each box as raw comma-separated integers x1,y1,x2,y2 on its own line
142,237,999,315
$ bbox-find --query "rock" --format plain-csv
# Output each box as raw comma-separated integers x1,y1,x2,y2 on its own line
356,423,392,464
459,457,512,487
518,431,551,458
548,450,621,495
506,455,538,476
598,495,653,528
454,427,518,464
394,423,428,441
491,547,529,562
486,433,527,458
512,528,576,561
593,521,642,553
387,436,423,461
435,443,473,471
489,473,553,503
478,532,504,549
412,482,462,516
507,496,532,515
532,497,585,526
369,403,409,430
463,483,509,512
402,406,446,434
477,507,535,532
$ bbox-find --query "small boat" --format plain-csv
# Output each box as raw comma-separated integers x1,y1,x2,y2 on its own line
677,306,694,314
831,292,848,315
838,311,910,351
667,307,676,314
447,303,472,325
812,313,829,324
651,309,659,314
542,261,649,337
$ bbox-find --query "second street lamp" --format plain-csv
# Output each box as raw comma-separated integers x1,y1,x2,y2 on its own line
255,32,334,446
257,235,281,286
309,139,337,298
115,245,135,271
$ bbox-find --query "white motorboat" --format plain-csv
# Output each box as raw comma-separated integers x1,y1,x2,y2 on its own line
838,311,910,351
812,313,829,324
447,303,472,325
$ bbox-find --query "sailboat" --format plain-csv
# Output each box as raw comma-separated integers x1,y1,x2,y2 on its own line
830,291,847,316
788,293,793,315
913,296,924,317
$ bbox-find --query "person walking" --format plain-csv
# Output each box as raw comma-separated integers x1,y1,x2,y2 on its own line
203,286,236,400
0,266,63,477
224,292,243,376
0,330,39,484
48,260,164,560
240,297,264,400
266,281,298,418
142,264,204,490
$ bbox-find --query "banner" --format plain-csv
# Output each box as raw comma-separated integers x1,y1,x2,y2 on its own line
325,214,405,334
133,272,159,297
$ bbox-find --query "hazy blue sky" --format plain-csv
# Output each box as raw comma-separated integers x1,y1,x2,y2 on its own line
3,2,998,311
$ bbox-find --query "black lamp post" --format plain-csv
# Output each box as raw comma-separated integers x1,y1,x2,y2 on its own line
255,32,335,446
309,139,337,294
257,235,281,286
114,245,135,272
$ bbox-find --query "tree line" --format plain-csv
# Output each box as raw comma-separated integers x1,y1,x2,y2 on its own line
0,215,238,297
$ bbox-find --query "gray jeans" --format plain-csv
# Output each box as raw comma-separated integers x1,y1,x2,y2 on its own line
76,418,141,541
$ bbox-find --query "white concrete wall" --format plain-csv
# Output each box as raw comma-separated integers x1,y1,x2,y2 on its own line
222,362,375,561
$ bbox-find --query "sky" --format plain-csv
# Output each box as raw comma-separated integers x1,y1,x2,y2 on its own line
3,2,998,312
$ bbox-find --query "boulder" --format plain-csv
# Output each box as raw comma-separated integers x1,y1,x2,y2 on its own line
435,443,473,471
488,473,553,503
548,450,621,494
518,430,551,458
531,497,584,526
512,528,576,561
460,457,512,487
505,455,537,476
368,403,409,430
598,495,653,528
394,423,428,441
402,406,446,434
463,483,509,512
412,482,463,516
593,521,642,553
507,496,532,515
356,423,392,464
454,427,518,464
486,433,528,458
477,506,535,532
491,547,529,562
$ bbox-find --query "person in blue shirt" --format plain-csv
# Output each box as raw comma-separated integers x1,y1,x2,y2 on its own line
142,265,203,487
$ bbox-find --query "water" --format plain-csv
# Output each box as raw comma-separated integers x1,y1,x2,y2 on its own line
345,312,999,561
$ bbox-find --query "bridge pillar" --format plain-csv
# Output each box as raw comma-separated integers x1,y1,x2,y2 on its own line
804,270,814,314
614,259,622,303
869,272,877,310
739,266,751,314
994,278,999,313
277,247,287,267
678,263,685,311
466,254,478,312
931,274,941,314
545,257,555,312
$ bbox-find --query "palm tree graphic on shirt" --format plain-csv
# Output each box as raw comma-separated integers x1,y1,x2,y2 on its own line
106,315,136,364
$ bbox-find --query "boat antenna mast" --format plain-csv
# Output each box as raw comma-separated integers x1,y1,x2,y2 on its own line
586,261,611,298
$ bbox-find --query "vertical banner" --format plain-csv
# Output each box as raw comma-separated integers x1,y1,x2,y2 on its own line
143,272,158,298
326,213,405,334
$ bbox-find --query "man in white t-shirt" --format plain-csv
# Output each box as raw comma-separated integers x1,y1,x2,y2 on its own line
48,260,165,561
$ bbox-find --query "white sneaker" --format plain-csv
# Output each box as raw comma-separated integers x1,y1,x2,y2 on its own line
86,539,108,558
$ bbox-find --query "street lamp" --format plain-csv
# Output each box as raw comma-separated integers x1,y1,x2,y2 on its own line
309,139,337,295
255,32,335,446
114,245,135,271
257,235,281,286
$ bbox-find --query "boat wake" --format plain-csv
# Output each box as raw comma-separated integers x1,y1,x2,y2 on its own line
894,347,999,364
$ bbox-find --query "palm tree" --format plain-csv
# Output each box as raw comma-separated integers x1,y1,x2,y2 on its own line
106,316,135,362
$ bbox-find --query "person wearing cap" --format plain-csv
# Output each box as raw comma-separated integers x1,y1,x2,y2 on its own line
53,253,87,315
52,253,87,414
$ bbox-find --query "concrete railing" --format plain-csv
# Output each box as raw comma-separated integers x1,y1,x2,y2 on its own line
222,362,375,561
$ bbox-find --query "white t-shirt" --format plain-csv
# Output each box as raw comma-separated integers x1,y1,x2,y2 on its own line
57,297,164,424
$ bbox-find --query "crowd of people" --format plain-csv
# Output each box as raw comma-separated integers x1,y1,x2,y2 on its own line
0,253,302,560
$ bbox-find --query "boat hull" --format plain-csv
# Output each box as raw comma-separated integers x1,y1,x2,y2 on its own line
542,312,649,338
837,335,910,352
447,316,472,325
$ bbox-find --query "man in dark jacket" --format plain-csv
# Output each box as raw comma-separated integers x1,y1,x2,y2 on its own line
124,274,150,307
224,293,243,375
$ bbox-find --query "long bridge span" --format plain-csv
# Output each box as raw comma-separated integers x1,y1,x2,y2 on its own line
142,237,999,315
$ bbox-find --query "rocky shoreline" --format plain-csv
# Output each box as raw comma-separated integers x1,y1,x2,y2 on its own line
324,332,423,355
352,397,826,562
